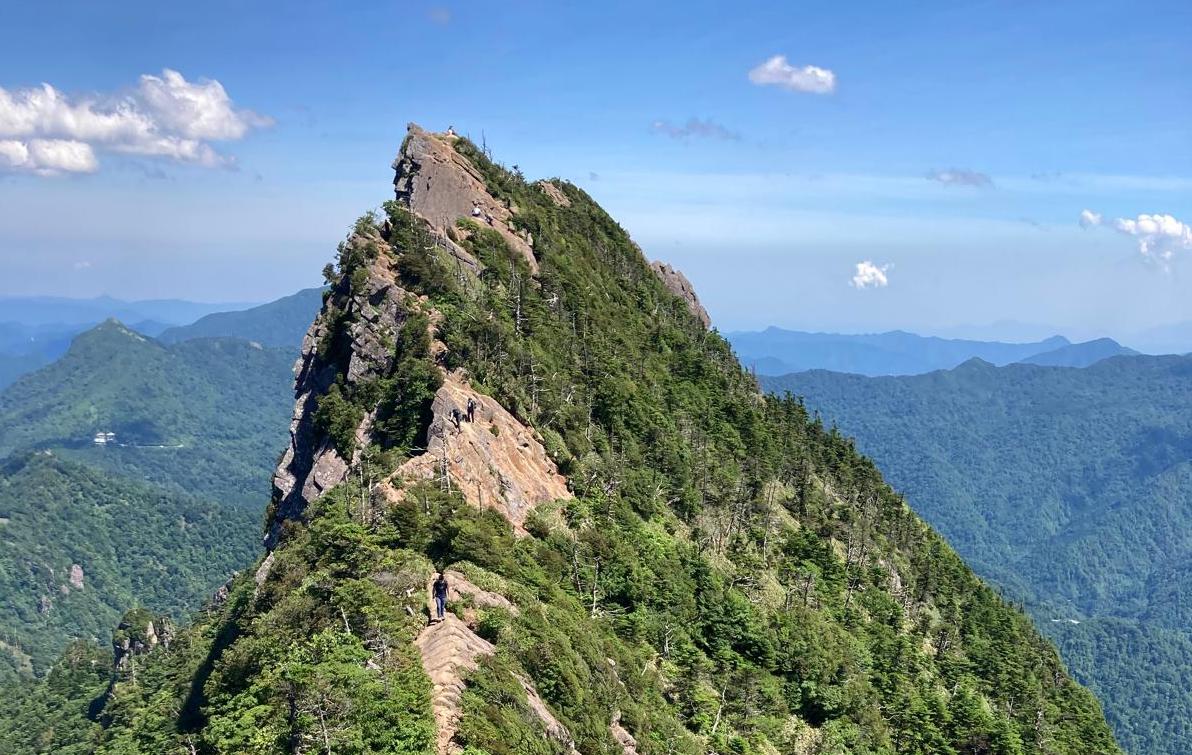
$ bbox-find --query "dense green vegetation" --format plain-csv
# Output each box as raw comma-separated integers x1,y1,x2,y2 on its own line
0,453,258,682
0,320,296,507
0,320,296,691
0,134,1119,753
765,356,1192,753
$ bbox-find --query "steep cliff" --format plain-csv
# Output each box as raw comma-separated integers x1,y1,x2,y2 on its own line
2,125,1121,755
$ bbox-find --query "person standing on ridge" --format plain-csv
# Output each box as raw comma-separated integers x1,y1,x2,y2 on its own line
432,572,449,622
466,397,477,423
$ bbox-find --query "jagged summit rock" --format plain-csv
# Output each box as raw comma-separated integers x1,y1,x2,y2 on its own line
394,123,537,272
269,124,704,542
650,260,711,328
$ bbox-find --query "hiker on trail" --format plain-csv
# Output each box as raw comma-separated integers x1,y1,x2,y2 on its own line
472,204,482,218
466,397,477,423
450,408,462,429
432,573,449,621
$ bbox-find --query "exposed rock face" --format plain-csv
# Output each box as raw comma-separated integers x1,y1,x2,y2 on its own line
270,302,349,533
395,124,538,273
112,610,173,672
269,249,417,540
415,572,575,754
387,373,571,532
651,260,711,328
270,125,570,543
536,179,571,208
611,711,639,754
68,563,84,590
416,614,494,755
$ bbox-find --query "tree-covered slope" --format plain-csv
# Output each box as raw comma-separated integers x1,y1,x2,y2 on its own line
1,125,1119,754
764,357,1192,754
0,321,298,687
0,453,258,682
158,288,324,349
0,321,296,506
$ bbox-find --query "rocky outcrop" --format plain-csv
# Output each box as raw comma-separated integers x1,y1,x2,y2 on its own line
517,673,579,752
611,711,639,754
112,609,173,672
269,124,585,550
415,574,575,754
395,124,537,273
416,613,494,755
536,179,571,208
387,373,571,532
270,304,350,534
269,246,418,540
651,260,711,328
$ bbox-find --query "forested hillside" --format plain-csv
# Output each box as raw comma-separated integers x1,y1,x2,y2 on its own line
0,322,296,690
765,357,1192,753
0,320,296,506
0,453,258,682
0,125,1120,754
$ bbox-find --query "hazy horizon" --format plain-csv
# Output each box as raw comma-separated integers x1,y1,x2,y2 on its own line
1,0,1188,339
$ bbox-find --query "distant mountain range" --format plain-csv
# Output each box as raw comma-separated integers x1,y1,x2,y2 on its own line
0,291,322,390
727,326,1139,376
763,355,1192,754
157,287,323,348
0,295,256,328
0,295,250,391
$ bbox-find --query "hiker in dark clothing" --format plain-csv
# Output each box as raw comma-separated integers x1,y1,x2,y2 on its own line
450,408,462,429
466,398,477,423
432,573,449,621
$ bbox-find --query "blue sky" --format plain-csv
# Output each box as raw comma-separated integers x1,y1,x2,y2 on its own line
0,0,1189,338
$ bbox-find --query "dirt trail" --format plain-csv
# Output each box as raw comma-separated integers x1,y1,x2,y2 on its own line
414,571,579,754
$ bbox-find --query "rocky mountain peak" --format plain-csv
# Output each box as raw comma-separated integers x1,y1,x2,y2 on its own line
650,260,711,328
393,123,537,273
269,124,586,545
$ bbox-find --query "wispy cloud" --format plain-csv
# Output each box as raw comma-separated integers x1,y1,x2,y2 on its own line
427,7,451,25
651,117,740,141
1078,209,1102,228
748,55,836,94
926,168,993,188
850,260,890,289
0,69,272,176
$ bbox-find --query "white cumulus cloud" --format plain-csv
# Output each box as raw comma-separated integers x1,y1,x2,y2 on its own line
748,55,836,94
1114,213,1192,263
1081,209,1192,267
0,138,97,175
0,69,271,175
850,260,890,289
